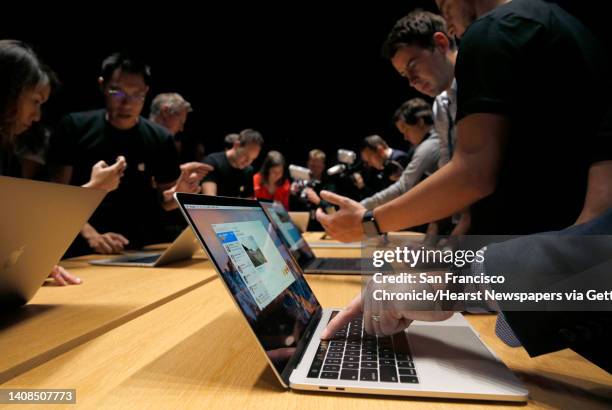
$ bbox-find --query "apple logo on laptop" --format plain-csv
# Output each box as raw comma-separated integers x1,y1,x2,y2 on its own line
2,245,26,271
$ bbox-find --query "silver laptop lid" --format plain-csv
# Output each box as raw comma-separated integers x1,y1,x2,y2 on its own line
175,194,322,386
0,176,105,307
259,200,317,267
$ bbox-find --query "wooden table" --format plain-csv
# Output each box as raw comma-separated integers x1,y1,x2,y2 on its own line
0,237,610,409
303,231,425,246
0,253,215,384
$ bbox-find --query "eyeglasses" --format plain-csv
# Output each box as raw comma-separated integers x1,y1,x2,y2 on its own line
106,88,147,102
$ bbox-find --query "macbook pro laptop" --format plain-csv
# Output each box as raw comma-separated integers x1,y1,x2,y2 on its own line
259,200,365,274
175,193,528,401
289,210,363,249
0,176,106,308
89,227,202,267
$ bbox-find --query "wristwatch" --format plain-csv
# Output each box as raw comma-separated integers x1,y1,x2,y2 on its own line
362,210,382,238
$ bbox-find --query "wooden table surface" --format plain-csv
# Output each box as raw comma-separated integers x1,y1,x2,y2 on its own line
0,234,610,409
0,253,215,384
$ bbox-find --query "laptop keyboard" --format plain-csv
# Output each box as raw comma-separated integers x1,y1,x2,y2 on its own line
317,258,362,271
125,254,160,264
307,311,418,384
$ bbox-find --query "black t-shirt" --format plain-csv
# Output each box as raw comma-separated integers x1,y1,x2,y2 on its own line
48,109,180,248
201,151,254,198
456,0,612,235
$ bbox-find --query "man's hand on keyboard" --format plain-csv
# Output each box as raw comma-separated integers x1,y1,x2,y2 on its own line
321,276,453,339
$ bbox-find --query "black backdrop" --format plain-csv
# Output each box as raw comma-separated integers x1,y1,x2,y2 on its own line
1,1,437,169
2,1,607,170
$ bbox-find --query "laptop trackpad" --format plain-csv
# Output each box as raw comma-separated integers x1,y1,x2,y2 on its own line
408,325,522,390
409,325,492,362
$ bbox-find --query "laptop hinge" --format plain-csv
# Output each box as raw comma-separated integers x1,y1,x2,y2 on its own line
281,307,323,381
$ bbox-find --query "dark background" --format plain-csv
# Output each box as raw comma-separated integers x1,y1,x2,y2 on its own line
1,1,607,170
1,1,437,169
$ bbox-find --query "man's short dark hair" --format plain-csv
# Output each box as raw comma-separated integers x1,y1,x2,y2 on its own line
101,52,152,86
238,128,264,146
393,98,434,125
360,135,389,152
382,10,457,59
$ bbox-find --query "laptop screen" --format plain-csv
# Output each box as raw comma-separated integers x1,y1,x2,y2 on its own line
181,199,321,378
259,201,316,266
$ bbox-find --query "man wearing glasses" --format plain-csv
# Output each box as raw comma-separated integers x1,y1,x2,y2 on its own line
49,53,210,255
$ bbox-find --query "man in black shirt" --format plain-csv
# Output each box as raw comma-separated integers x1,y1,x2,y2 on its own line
442,0,612,234
49,53,210,255
201,128,264,198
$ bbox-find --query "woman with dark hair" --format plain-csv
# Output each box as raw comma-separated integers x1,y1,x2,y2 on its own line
0,39,126,285
253,150,290,209
0,40,52,173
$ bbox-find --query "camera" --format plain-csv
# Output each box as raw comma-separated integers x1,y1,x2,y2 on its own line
327,149,357,177
289,164,312,182
325,149,367,200
289,164,319,203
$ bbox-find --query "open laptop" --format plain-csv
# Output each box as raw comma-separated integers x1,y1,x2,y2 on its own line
89,227,202,267
289,210,363,249
175,193,528,401
0,176,106,308
259,200,365,274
